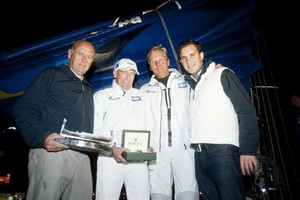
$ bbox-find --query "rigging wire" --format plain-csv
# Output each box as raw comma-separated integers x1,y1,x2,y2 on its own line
248,11,298,198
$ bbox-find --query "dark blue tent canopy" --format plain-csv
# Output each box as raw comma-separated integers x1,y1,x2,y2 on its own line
0,0,262,117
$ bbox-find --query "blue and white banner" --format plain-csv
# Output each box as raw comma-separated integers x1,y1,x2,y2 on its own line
0,0,262,117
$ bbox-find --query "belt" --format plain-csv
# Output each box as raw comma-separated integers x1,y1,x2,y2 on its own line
191,143,225,152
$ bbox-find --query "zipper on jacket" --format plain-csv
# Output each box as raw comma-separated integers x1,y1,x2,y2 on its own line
163,88,172,146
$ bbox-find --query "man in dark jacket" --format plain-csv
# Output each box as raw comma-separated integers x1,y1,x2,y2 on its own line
14,40,95,200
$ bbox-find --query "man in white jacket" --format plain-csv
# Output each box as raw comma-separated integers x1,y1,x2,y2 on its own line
140,45,199,200
178,39,259,200
93,58,153,200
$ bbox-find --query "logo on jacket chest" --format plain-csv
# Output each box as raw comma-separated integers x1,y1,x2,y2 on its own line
178,82,188,88
108,96,141,102
131,96,141,102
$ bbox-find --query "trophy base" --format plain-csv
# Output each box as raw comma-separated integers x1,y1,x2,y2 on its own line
55,137,112,156
122,152,156,161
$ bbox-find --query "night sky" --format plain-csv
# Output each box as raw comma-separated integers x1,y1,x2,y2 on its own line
0,0,165,52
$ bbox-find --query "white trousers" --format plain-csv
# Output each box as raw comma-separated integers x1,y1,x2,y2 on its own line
96,156,150,200
148,148,199,200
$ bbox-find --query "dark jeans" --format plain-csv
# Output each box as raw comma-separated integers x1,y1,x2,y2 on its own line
194,144,246,200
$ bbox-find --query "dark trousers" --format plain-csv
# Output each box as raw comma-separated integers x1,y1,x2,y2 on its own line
194,144,246,200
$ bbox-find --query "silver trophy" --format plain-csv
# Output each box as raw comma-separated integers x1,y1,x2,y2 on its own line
55,119,113,156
